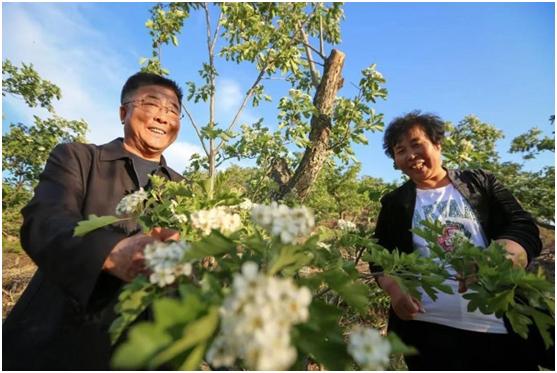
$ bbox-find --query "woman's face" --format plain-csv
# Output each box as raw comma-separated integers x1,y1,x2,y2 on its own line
393,125,446,188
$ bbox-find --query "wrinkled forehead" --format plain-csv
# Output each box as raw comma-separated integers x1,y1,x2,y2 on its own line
126,85,180,108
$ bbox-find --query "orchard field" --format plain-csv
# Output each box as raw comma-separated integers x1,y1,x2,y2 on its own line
2,3,554,370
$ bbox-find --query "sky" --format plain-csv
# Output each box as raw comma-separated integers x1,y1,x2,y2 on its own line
2,2,555,183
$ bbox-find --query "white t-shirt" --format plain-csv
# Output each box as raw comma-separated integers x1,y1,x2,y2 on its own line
411,183,507,334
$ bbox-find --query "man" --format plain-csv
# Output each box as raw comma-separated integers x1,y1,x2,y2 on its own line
3,72,184,369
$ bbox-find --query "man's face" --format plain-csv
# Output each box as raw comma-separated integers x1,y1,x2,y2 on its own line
393,125,444,187
120,85,181,161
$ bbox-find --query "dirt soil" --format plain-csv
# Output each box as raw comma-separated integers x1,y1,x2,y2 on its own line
2,252,36,319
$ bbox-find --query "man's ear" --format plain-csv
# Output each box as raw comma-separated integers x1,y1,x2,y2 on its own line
119,105,127,124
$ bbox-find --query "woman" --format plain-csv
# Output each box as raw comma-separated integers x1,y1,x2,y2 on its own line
373,111,548,370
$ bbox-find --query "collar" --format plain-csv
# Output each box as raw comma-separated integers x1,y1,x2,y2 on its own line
99,137,173,173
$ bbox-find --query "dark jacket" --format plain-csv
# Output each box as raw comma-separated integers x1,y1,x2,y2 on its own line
3,138,183,370
373,168,550,365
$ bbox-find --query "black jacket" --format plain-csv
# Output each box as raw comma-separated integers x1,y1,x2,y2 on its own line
372,168,550,365
3,138,183,370
374,168,541,264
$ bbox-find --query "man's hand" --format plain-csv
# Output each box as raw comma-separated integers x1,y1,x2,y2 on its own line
103,227,180,282
149,227,180,241
102,233,156,282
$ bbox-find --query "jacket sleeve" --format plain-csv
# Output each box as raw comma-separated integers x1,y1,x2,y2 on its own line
369,195,396,274
20,143,128,309
484,170,542,264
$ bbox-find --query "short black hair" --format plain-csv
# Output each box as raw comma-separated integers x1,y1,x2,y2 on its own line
120,72,183,105
383,111,445,159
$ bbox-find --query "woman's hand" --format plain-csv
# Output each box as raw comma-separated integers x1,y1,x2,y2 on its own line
391,288,424,320
377,275,424,320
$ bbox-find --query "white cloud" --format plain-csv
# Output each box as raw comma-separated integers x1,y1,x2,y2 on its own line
163,140,204,174
213,78,260,128
216,78,243,112
2,3,133,144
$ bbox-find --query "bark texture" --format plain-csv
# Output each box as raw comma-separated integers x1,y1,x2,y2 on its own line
274,48,345,201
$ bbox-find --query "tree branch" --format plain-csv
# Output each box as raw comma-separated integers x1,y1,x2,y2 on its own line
319,9,325,56
210,9,223,56
293,37,326,60
297,21,320,88
215,67,267,152
183,106,209,156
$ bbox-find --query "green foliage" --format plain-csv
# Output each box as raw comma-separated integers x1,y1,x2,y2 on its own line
141,3,194,75
2,59,88,253
442,114,554,224
73,215,127,237
2,59,61,112
443,115,504,168
74,176,408,370
510,127,554,160
2,116,87,189
367,219,555,347
109,277,156,344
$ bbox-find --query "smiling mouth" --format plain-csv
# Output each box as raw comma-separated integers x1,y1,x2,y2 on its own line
410,161,425,170
148,127,167,135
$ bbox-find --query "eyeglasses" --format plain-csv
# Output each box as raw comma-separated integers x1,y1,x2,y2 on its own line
123,98,183,121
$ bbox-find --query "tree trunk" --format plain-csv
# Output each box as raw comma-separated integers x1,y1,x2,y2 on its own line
275,49,345,201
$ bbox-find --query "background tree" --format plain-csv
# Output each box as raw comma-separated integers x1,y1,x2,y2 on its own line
443,114,554,228
2,59,88,246
141,3,387,201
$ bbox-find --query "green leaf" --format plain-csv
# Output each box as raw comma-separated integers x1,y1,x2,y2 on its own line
179,341,207,370
321,269,370,314
386,332,417,355
505,308,532,339
152,295,203,330
150,306,220,367
186,230,237,260
293,301,352,370
109,277,155,344
269,244,314,276
73,214,125,237
111,323,172,369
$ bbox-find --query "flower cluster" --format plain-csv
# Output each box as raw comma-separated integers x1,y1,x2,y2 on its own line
144,241,192,287
337,219,357,232
190,207,242,236
238,198,254,211
115,188,148,217
169,200,188,225
347,326,391,370
251,202,315,244
206,262,312,370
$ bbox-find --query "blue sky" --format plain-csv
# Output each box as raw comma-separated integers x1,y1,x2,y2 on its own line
2,2,554,183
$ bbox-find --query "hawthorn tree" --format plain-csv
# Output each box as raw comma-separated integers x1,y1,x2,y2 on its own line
140,3,387,200
2,59,88,239
443,114,554,228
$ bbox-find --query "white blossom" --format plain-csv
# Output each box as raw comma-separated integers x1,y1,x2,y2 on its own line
190,206,242,236
169,200,189,225
337,219,357,232
144,241,191,287
348,326,391,370
115,188,148,217
238,198,254,211
206,261,312,371
251,202,314,244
